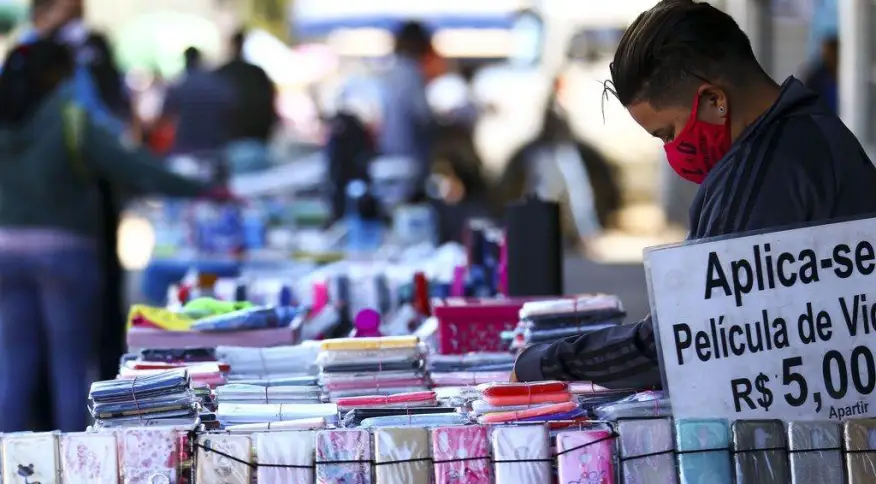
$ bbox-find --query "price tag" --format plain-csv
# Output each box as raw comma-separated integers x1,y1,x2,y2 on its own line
645,217,876,421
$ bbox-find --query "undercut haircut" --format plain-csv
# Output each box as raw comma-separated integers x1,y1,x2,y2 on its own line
609,0,765,109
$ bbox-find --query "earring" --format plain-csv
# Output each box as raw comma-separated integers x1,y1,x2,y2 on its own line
718,106,726,114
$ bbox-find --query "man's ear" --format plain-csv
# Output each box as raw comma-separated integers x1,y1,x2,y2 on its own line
696,84,729,123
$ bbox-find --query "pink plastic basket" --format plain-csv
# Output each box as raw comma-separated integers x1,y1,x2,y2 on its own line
432,297,541,354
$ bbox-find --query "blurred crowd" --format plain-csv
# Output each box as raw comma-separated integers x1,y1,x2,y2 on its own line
0,0,276,434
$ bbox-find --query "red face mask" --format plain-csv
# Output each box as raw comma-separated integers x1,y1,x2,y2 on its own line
663,95,731,184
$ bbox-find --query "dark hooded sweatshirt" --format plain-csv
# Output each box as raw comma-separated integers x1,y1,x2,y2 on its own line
515,77,876,388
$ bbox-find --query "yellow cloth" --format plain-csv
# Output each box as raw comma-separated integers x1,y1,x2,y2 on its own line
319,336,418,351
127,304,195,332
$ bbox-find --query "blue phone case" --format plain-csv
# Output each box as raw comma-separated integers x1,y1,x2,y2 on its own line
676,419,733,484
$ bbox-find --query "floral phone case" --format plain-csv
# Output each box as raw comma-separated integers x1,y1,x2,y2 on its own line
556,428,616,484
120,427,179,484
315,429,373,484
60,433,119,484
432,425,491,484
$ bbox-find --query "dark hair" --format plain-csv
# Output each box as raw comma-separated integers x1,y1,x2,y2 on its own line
85,32,129,117
184,46,201,70
231,29,246,54
394,21,432,58
0,40,73,125
608,0,763,108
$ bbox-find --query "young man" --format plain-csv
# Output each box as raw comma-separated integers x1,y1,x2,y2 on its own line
513,0,876,388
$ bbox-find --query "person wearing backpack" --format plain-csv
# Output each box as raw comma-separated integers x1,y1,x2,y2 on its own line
0,40,228,432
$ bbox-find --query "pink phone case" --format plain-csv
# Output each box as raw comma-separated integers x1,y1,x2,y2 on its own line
432,425,492,484
557,429,616,484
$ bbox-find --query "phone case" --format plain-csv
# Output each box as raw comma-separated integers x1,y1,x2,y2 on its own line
617,418,677,484
843,418,876,484
120,427,179,484
491,425,551,484
787,421,842,484
2,432,60,484
675,419,732,484
256,431,316,484
59,433,119,484
556,428,615,484
374,427,431,484
431,425,491,484
315,429,373,484
731,420,789,484
196,435,252,484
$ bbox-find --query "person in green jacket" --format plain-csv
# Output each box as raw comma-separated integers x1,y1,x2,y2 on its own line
0,39,224,432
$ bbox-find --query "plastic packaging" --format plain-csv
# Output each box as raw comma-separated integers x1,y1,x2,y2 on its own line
842,419,876,484
676,419,732,484
556,427,616,484
315,429,373,484
374,427,431,483
2,432,60,484
593,391,671,419
787,420,843,484
360,413,468,428
731,420,789,484
196,434,252,484
491,425,551,484
432,425,491,484
618,418,678,483
256,431,315,483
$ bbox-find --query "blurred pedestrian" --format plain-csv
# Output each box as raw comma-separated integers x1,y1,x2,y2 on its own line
803,35,839,114
160,47,235,160
0,40,224,432
216,29,277,173
379,21,436,200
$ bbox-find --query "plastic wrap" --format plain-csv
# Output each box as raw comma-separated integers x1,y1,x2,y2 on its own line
360,413,468,428
428,353,515,372
617,418,677,483
676,419,732,484
429,371,512,387
321,360,425,373
327,386,429,401
336,391,437,411
491,425,551,483
731,420,789,483
256,431,315,483
216,343,320,379
315,429,373,484
787,421,843,484
432,425,491,484
477,401,579,424
843,419,876,484
225,417,327,433
317,344,425,365
196,435,252,484
89,368,190,403
91,394,196,420
374,427,431,483
556,427,615,484
2,432,60,484
593,391,671,419
216,403,338,426
215,384,322,404
341,407,456,427
320,336,419,351
231,376,319,387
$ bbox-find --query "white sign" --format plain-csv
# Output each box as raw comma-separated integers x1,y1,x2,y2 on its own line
645,217,876,421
